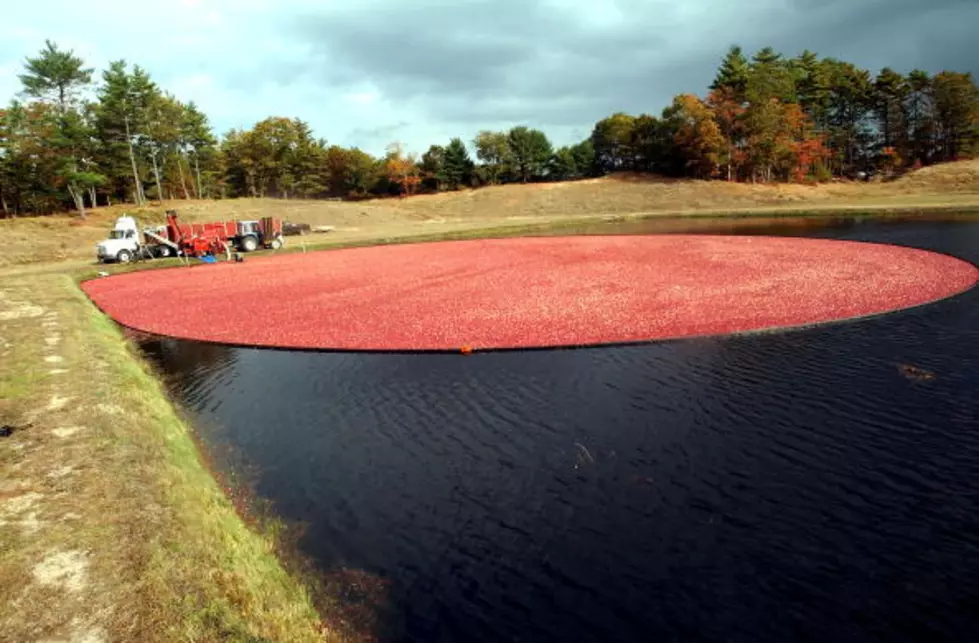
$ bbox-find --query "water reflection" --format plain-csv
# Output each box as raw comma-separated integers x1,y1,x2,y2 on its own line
525,211,979,240
137,333,237,378
138,216,979,643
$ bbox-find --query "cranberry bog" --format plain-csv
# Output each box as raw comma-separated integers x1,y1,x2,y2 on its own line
81,235,979,352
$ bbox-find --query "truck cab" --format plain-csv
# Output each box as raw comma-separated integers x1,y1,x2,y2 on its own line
97,216,142,263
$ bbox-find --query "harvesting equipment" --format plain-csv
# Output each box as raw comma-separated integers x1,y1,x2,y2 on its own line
96,210,285,263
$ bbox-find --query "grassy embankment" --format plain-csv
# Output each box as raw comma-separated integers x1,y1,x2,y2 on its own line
0,273,335,641
4,158,979,271
1,160,978,641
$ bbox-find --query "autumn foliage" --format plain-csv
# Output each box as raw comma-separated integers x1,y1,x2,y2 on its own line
385,145,422,197
669,94,725,178
589,46,979,185
3,41,979,217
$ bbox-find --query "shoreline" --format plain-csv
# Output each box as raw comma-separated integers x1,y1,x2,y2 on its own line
4,192,979,276
2,203,979,640
38,201,979,286
0,274,332,642
82,235,979,352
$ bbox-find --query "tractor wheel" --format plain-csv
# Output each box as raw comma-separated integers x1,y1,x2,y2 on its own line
116,249,133,263
240,235,259,252
270,237,284,250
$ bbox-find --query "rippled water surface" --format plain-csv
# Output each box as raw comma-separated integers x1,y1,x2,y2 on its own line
139,217,979,642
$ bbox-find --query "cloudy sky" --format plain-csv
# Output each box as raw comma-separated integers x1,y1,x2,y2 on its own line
2,0,976,155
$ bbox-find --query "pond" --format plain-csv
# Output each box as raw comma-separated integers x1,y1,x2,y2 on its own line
138,215,979,643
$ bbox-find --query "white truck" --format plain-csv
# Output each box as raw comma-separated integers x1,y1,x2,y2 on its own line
96,216,179,263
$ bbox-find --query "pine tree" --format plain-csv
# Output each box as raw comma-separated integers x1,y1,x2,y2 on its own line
0,102,65,215
95,61,160,205
18,40,92,109
792,50,831,129
142,93,185,200
931,72,979,161
874,68,907,153
905,70,935,166
822,59,874,175
711,45,750,103
290,122,327,198
442,138,474,189
18,41,99,217
180,102,217,198
747,47,796,104
419,144,445,191
0,107,11,215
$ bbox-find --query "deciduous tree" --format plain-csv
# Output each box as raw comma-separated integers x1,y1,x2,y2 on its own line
631,114,668,172
384,142,421,196
590,113,636,172
664,94,724,179
548,146,578,180
707,88,746,180
571,140,597,177
507,126,552,182
473,130,511,184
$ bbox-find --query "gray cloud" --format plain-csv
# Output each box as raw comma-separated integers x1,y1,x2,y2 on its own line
3,0,976,154
348,120,412,150
264,0,979,149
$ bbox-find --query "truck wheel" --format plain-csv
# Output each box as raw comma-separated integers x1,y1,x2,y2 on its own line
270,237,283,250
156,245,173,258
241,235,259,252
116,250,133,263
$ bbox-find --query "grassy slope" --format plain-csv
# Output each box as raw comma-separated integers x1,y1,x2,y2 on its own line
0,275,336,641
3,159,979,269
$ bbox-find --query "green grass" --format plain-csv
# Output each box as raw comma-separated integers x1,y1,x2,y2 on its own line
86,286,338,641
0,274,334,642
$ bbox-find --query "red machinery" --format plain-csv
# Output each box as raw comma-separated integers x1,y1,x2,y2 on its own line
163,211,284,258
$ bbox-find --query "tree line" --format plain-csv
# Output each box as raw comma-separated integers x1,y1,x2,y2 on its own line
1,42,977,217
593,47,979,183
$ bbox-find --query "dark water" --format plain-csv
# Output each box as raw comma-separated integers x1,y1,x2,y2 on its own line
138,216,979,643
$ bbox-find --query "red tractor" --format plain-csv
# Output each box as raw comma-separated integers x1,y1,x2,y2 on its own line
163,211,284,258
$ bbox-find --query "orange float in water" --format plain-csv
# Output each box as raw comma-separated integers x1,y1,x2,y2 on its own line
460,345,474,355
